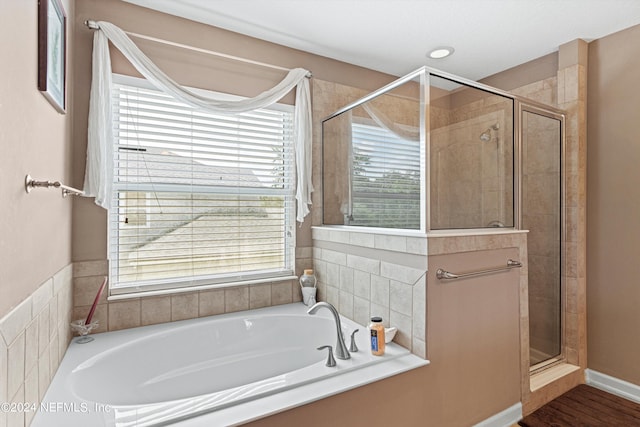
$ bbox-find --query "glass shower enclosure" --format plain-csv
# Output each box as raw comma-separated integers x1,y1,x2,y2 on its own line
321,66,565,371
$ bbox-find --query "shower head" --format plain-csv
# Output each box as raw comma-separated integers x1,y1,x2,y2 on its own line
479,123,500,141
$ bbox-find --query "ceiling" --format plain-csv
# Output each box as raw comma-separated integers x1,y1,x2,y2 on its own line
123,0,640,81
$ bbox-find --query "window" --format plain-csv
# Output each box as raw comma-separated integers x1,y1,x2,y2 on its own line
349,122,421,229
109,76,295,295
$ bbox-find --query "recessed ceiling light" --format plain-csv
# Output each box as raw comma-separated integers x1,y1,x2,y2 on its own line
427,47,454,59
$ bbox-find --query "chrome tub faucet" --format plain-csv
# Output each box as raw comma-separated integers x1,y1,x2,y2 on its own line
307,302,350,360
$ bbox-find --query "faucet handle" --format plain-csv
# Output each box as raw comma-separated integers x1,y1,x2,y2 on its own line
317,345,337,367
349,329,359,353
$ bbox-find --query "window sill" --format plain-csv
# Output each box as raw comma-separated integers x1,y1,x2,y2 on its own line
108,275,298,301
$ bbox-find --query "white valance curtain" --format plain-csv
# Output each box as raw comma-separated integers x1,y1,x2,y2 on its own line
83,21,313,222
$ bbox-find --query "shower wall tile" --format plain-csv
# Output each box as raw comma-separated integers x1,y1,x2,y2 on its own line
371,275,390,308
339,267,354,294
312,226,427,357
374,235,406,252
349,232,375,248
0,264,73,427
347,254,380,275
353,271,370,300
381,262,424,285
390,281,413,317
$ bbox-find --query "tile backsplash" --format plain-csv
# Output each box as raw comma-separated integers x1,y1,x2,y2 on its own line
0,264,73,427
312,227,427,358
72,248,311,333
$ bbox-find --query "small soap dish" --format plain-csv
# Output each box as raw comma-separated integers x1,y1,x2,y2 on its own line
384,327,397,343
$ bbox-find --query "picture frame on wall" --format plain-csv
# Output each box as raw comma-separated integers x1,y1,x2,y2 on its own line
38,0,66,114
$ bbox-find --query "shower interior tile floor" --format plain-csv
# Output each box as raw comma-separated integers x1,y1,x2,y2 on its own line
518,384,640,426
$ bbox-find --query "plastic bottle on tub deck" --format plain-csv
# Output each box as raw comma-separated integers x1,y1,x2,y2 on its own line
299,269,317,306
369,316,385,356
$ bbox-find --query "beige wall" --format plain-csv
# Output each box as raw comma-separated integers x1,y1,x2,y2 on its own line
0,0,75,319
587,23,640,386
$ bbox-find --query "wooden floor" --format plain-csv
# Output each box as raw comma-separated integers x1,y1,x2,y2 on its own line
519,384,640,426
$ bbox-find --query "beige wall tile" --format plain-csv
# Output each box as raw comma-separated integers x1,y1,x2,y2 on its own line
249,284,272,309
349,231,375,248
49,334,60,380
353,270,370,300
170,294,198,322
37,306,49,357
325,263,339,286
73,276,109,307
374,234,406,252
412,277,426,340
271,282,292,306
339,266,354,294
0,299,32,347
412,337,426,359
141,296,171,326
31,279,53,318
390,310,412,349
353,296,370,327
73,260,108,278
37,347,50,401
370,275,390,308
380,262,425,285
390,281,413,317
7,384,24,427
24,320,38,378
7,333,25,402
24,368,38,426
346,254,380,275
52,264,73,296
225,287,249,313
48,298,58,340
339,291,354,319
198,289,225,317
108,300,141,331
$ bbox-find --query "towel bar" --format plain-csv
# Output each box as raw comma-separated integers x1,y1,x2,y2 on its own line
436,259,522,280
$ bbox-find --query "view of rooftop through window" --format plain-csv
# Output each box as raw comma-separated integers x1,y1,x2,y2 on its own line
109,79,296,294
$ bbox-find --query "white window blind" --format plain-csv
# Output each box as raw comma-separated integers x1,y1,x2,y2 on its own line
350,122,421,229
109,77,295,295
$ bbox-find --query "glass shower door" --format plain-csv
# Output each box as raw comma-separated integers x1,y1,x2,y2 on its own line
521,106,564,368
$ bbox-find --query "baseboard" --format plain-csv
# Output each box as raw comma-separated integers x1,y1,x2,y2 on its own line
585,369,640,404
473,402,523,427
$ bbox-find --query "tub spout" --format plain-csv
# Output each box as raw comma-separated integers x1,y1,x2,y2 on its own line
307,302,350,360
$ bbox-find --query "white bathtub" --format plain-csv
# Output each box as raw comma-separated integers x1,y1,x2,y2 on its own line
33,303,427,426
